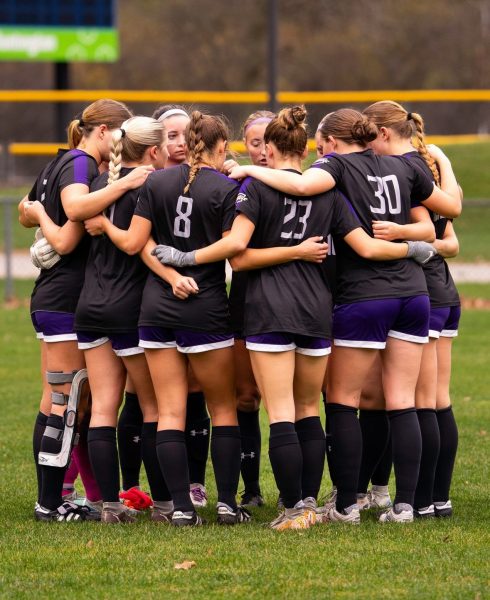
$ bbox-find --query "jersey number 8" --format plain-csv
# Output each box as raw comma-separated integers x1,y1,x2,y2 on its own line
174,195,193,238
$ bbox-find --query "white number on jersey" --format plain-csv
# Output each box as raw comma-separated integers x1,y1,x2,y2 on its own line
367,175,402,215
280,198,312,240
174,195,193,238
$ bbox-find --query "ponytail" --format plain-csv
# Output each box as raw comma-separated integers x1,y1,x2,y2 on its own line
318,108,378,147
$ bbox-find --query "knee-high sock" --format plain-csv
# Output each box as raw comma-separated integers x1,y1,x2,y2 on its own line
38,414,67,510
326,403,362,511
117,392,143,491
87,426,119,503
371,435,393,487
295,416,325,500
156,430,193,513
185,392,210,485
323,392,337,487
414,409,440,509
141,422,171,502
358,409,390,493
237,409,261,495
268,422,302,509
433,406,458,502
388,408,422,507
72,439,101,502
33,411,48,503
211,426,241,509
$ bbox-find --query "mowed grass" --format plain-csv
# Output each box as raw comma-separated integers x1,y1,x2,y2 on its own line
0,282,489,599
1,141,490,260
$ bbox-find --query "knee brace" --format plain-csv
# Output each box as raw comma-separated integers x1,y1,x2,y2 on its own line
38,369,88,468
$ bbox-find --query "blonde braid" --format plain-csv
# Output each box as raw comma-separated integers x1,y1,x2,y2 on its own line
107,129,124,185
184,112,205,194
412,112,440,186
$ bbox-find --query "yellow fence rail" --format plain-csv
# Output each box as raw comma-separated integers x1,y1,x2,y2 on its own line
0,89,489,104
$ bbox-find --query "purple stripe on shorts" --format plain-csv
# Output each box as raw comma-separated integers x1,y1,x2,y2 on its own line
429,307,451,335
246,332,330,350
31,311,75,337
175,330,233,348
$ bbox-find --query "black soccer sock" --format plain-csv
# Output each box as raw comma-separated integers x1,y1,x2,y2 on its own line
211,426,241,510
434,406,459,502
117,391,143,490
33,411,48,503
185,392,210,485
295,416,325,500
87,426,120,502
268,422,302,509
156,429,193,512
326,403,362,511
38,414,68,510
414,409,440,509
388,408,422,507
323,391,337,487
358,409,390,494
141,422,171,502
371,434,393,486
237,409,262,495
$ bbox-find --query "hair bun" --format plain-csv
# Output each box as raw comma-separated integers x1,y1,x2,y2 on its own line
351,116,378,144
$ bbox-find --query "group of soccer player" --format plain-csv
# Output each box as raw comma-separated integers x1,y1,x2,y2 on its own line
19,96,462,529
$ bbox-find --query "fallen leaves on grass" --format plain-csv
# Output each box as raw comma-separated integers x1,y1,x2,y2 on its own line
477,430,487,436
174,560,196,570
86,540,94,548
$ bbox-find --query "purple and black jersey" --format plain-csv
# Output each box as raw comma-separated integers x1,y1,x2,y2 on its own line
135,164,238,333
235,172,360,339
403,151,460,308
311,149,433,304
30,149,99,314
75,167,150,333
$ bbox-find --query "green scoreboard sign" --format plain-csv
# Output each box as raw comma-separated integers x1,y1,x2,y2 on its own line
0,0,118,62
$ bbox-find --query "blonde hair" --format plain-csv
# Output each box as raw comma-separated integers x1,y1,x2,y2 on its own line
67,99,132,150
318,108,378,147
184,111,230,194
264,105,308,156
107,116,165,185
363,100,440,185
242,110,276,138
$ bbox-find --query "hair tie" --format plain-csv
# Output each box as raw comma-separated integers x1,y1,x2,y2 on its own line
407,112,413,121
120,128,126,138
158,108,189,122
78,119,85,128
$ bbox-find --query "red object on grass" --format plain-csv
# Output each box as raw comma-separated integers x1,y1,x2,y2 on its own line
119,487,153,510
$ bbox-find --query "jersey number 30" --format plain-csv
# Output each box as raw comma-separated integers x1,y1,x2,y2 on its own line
367,175,401,215
174,195,193,238
280,199,312,239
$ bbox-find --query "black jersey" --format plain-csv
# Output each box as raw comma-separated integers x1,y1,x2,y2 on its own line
135,164,238,332
75,168,150,333
403,151,460,308
235,173,360,338
311,149,434,304
30,149,99,314
229,271,248,336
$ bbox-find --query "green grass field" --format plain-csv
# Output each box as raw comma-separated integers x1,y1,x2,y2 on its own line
0,282,489,599
1,142,489,260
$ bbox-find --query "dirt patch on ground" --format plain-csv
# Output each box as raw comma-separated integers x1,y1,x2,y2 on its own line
460,295,490,310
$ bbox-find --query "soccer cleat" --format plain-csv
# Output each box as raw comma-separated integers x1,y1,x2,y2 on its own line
34,501,88,522
189,483,208,508
379,503,414,523
150,501,174,523
325,504,361,524
61,487,78,502
240,490,265,507
434,500,453,518
101,503,137,524
356,493,370,511
368,486,392,509
414,504,435,519
270,509,310,531
171,510,203,527
322,486,338,510
216,503,252,525
303,497,324,525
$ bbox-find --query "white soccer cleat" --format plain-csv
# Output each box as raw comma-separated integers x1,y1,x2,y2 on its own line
379,503,414,523
325,504,361,524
